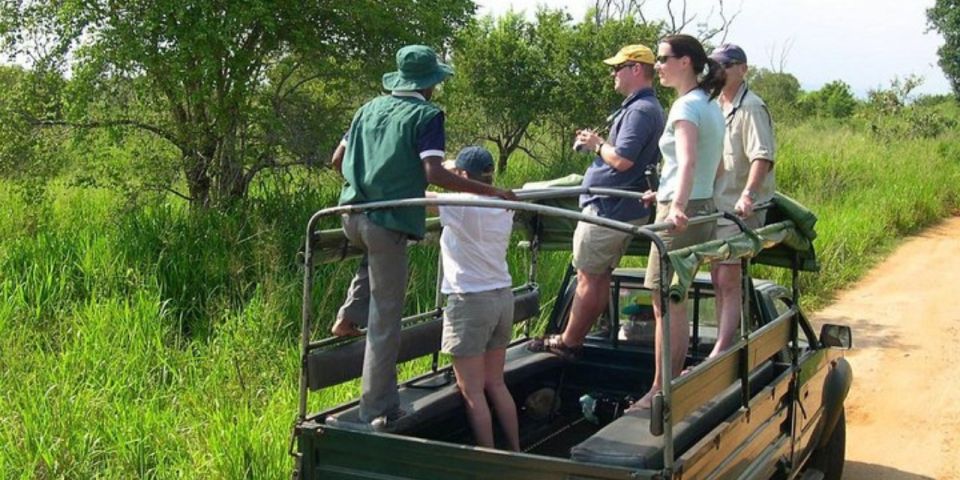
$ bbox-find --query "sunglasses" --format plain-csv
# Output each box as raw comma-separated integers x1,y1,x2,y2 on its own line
655,55,678,64
612,62,637,72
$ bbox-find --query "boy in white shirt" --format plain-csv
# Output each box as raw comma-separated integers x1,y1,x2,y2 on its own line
434,146,519,451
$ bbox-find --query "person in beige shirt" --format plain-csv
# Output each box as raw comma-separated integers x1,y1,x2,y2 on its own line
708,44,776,357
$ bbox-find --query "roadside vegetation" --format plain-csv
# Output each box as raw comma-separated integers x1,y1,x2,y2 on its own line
1,3,959,478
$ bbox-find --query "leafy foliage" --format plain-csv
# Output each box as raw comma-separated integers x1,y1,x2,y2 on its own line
747,68,802,123
445,11,560,171
928,0,960,100
865,75,924,114
798,80,856,118
861,76,957,141
0,0,474,208
445,8,663,172
0,66,68,186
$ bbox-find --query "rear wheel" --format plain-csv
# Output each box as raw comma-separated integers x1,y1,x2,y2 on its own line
805,409,846,480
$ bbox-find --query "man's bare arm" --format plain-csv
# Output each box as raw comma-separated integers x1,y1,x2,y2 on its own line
331,143,346,176
422,156,517,200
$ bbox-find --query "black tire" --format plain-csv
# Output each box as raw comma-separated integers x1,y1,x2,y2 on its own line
806,409,846,480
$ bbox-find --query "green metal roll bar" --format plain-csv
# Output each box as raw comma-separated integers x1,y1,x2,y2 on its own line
295,187,789,478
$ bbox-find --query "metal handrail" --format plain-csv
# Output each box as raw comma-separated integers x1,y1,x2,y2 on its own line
297,190,781,477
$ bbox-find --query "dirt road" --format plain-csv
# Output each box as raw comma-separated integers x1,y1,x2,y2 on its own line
812,217,960,480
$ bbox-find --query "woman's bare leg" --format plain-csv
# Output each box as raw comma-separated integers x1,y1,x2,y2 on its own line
452,355,494,448
483,348,520,451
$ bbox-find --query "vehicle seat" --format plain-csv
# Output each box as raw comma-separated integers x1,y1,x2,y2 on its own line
322,342,562,433
569,362,774,469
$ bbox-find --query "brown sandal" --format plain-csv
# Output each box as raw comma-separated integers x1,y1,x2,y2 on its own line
527,334,582,362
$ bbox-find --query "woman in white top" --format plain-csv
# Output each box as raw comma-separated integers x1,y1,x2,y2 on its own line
635,34,726,410
433,146,519,451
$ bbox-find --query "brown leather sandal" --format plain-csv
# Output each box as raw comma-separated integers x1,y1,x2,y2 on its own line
527,334,582,362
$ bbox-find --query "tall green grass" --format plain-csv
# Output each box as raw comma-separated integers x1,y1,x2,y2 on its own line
757,121,960,308
1,119,959,478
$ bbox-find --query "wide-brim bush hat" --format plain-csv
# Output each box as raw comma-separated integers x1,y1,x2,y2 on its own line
382,45,454,91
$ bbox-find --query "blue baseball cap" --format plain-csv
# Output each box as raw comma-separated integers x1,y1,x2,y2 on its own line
710,43,748,66
451,146,494,180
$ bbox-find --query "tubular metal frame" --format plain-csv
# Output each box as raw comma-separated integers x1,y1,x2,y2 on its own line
295,188,776,477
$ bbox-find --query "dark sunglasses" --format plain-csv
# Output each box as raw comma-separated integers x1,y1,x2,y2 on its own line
612,62,638,72
655,55,678,64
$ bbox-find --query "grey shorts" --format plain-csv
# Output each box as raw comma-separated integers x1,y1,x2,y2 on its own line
644,199,717,290
714,212,766,265
572,205,645,275
441,288,514,357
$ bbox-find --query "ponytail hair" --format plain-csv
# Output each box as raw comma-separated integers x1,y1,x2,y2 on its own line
700,57,726,100
661,34,727,99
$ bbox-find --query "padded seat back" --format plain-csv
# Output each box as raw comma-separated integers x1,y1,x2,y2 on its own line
307,286,540,391
322,340,563,434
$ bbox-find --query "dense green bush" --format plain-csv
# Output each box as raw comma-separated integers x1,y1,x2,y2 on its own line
798,80,857,118
748,68,803,123
859,77,958,141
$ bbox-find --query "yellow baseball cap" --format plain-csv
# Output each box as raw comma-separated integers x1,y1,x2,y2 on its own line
603,44,656,66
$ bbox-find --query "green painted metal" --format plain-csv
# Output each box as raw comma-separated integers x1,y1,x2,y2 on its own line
292,189,849,480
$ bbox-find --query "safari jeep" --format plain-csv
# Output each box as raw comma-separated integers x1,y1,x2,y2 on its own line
290,186,853,480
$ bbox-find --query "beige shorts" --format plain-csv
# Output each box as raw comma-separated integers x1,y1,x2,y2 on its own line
441,288,514,357
644,199,717,290
572,205,645,275
714,212,767,265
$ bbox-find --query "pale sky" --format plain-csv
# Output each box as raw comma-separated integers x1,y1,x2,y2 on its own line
475,0,952,98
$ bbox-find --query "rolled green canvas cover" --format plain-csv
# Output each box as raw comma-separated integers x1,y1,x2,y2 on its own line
516,176,819,302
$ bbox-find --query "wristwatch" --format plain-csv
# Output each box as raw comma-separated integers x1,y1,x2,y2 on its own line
742,189,758,201
594,143,603,155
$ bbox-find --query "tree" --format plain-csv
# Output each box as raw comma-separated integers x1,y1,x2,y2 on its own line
0,65,68,185
591,0,739,43
535,11,662,169
799,80,857,119
866,75,924,115
927,0,960,100
445,11,558,172
747,68,801,122
0,0,474,208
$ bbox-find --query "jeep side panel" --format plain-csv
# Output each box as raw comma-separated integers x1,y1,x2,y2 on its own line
297,420,655,480
676,363,794,479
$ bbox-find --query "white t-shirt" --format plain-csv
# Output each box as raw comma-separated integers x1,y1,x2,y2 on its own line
657,88,725,202
437,193,514,294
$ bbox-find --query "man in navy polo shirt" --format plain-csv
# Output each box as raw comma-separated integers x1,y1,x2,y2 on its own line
531,44,665,359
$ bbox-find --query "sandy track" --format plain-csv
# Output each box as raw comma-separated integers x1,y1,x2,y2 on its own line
812,217,960,480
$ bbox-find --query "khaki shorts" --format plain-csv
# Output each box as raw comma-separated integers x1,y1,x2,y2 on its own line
714,212,766,265
441,288,514,357
644,199,717,290
572,205,646,275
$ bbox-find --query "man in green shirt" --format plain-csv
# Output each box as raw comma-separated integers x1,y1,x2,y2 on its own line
328,45,515,430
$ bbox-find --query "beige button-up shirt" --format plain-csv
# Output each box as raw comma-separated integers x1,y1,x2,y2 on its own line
715,83,776,222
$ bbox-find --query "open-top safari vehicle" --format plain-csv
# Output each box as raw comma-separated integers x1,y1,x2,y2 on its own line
290,185,853,480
